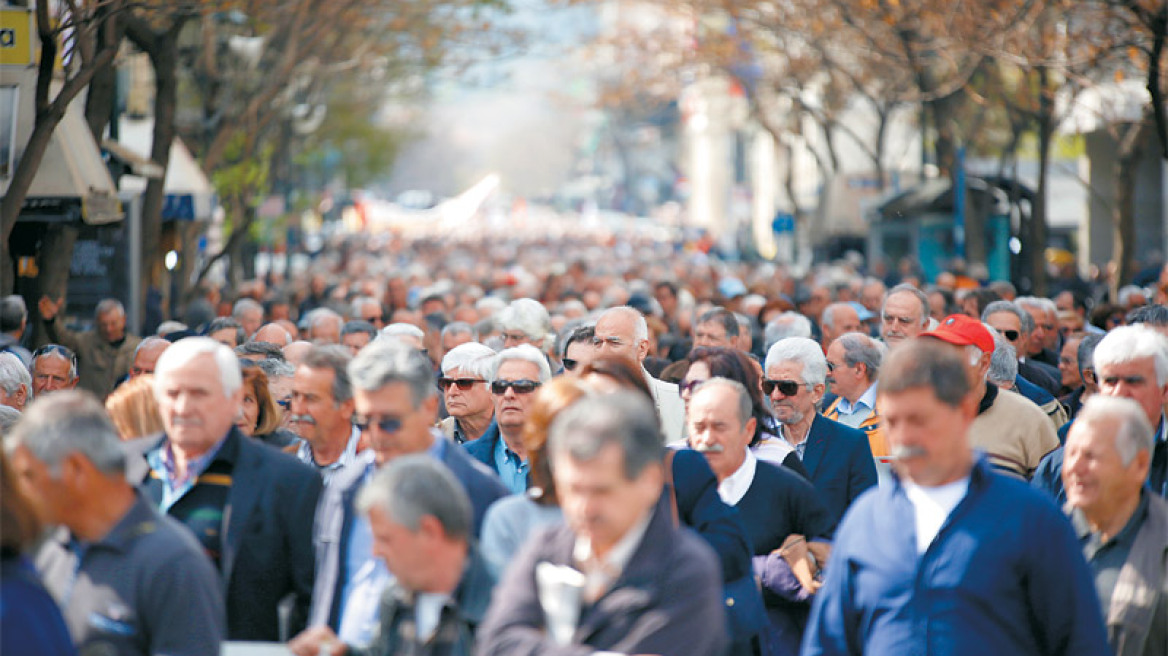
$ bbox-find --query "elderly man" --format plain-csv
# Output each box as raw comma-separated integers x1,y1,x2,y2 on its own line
496,298,552,351
477,394,729,656
137,337,322,641
340,321,377,357
38,297,142,399
0,352,31,410
289,456,493,656
252,322,293,346
764,337,877,527
305,309,344,345
438,342,497,445
803,338,1108,655
440,321,475,354
350,296,385,330
1017,296,1062,367
820,303,863,349
233,298,265,338
823,332,887,457
7,391,225,656
30,344,79,396
1063,396,1168,656
464,345,550,494
879,284,930,349
380,323,425,351
592,306,686,441
129,337,170,378
1062,334,1103,422
921,315,1059,480
0,294,32,365
688,378,834,654
983,300,1062,396
206,317,246,348
693,308,740,349
765,312,813,351
308,340,506,645
289,345,362,484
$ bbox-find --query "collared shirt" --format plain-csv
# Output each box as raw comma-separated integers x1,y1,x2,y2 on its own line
1072,489,1150,615
146,433,230,512
834,382,878,429
494,434,529,495
296,425,362,486
779,424,809,460
573,509,653,603
718,448,757,506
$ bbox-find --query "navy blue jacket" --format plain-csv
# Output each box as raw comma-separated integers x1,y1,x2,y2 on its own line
803,458,1108,656
799,414,878,530
670,448,753,583
462,421,507,477
138,429,322,641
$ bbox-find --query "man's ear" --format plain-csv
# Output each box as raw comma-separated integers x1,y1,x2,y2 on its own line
636,338,650,363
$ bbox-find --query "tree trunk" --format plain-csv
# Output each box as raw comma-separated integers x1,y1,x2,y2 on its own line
1029,67,1054,297
1112,116,1153,294
140,36,181,302
84,63,117,141
30,224,80,346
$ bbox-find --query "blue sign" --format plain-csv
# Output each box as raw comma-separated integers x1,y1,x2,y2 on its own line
772,212,795,234
163,194,195,221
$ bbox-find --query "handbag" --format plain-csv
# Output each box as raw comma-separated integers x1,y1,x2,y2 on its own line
663,451,766,641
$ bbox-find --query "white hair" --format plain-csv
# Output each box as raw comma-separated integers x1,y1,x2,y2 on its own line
489,344,552,383
497,298,552,341
441,342,497,378
153,337,242,397
1118,285,1148,307
599,306,649,342
380,323,425,340
1093,325,1168,386
1075,395,1155,466
0,352,31,397
764,337,828,386
987,329,1018,386
232,297,263,318
1015,296,1058,317
764,312,812,350
476,296,507,316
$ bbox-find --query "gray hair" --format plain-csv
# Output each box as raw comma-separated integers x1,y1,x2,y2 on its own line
232,298,263,320
557,320,595,358
440,321,476,342
987,329,1019,386
348,339,436,408
95,298,125,319
1075,395,1155,466
135,337,171,360
0,405,20,436
441,342,497,378
341,320,378,340
490,344,552,383
765,337,828,386
693,377,752,427
1126,305,1168,327
497,298,552,341
1078,334,1103,378
153,337,242,397
836,332,884,381
350,296,383,321
982,300,1033,334
236,341,285,361
356,453,472,541
0,352,31,397
883,284,930,326
0,295,27,332
1093,325,1168,386
4,390,125,476
696,308,740,338
380,323,425,341
1015,296,1058,318
1118,285,1148,307
880,339,972,407
300,345,353,403
548,393,663,480
306,308,343,335
476,296,507,316
206,317,246,345
764,312,812,350
599,306,649,342
820,302,855,332
257,357,296,379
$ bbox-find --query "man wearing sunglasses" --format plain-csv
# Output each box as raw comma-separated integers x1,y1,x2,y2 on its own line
764,337,877,528
306,340,507,646
983,301,1062,398
437,342,498,445
464,345,552,495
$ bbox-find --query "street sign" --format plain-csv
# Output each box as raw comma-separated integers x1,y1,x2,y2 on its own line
0,8,33,68
772,212,795,234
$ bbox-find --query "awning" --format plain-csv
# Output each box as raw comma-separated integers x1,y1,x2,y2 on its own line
113,117,216,221
18,82,123,225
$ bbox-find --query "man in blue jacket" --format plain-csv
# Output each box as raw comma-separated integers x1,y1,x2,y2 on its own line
803,338,1108,656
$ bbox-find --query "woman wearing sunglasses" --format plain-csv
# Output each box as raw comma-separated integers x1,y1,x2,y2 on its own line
679,347,810,479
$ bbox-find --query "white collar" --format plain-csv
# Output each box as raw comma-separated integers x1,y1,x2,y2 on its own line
838,381,879,414
717,448,757,506
573,505,654,578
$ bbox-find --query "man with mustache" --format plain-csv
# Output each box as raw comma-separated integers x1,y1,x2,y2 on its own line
764,337,876,528
289,345,362,485
803,338,1108,656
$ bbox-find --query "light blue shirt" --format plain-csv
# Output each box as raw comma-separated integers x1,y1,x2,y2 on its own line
493,434,529,495
835,382,879,428
296,425,363,486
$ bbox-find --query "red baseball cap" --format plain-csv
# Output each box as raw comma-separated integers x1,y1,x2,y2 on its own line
920,314,994,353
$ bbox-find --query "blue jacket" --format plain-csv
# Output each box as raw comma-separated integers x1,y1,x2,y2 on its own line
802,458,1109,656
800,414,878,530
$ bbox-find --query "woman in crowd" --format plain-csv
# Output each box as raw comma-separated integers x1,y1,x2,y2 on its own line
105,375,164,440
237,363,298,448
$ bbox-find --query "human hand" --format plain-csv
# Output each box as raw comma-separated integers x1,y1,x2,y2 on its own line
39,296,63,321
287,625,345,656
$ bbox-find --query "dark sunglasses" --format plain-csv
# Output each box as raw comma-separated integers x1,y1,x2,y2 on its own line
762,378,808,396
491,379,542,395
33,344,77,366
1001,330,1020,341
438,377,484,391
561,358,579,371
679,378,704,397
276,398,291,410
352,414,403,433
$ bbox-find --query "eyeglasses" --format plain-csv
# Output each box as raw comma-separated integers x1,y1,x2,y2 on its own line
561,358,579,371
762,378,809,396
438,377,484,391
881,314,917,326
679,378,705,397
32,344,78,368
825,362,836,373
490,379,542,395
353,414,403,433
1000,330,1020,341
276,398,291,410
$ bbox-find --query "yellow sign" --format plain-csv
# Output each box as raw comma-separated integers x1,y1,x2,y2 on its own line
0,7,34,68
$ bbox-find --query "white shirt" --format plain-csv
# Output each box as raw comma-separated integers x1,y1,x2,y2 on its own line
717,448,757,506
573,508,653,602
902,476,971,554
835,382,879,428
415,592,450,642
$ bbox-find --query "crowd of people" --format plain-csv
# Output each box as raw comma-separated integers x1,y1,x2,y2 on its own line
1,233,1166,656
